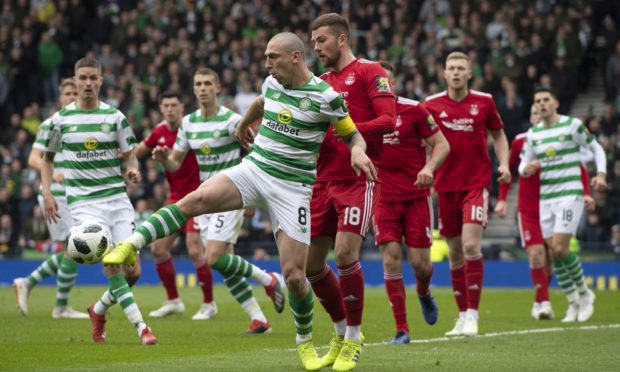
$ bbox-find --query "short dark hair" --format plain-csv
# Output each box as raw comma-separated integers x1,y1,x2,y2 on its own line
74,57,102,74
194,67,220,85
379,61,394,73
311,13,351,40
158,91,181,104
534,87,558,100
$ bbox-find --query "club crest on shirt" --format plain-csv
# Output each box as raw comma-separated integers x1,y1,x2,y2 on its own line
469,104,479,116
345,74,355,86
298,97,312,111
396,115,402,127
375,76,390,93
277,109,292,124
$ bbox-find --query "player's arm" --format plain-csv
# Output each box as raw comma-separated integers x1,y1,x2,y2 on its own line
489,128,511,184
582,136,607,192
134,141,152,159
416,131,450,188
27,148,45,171
353,96,397,136
580,163,595,211
120,149,142,184
518,135,539,177
154,148,187,173
335,115,377,181
236,95,264,147
496,138,521,217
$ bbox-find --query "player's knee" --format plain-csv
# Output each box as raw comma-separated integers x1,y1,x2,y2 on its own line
205,250,221,267
150,244,169,260
461,240,480,257
334,247,358,265
411,259,431,278
382,251,402,273
283,267,305,294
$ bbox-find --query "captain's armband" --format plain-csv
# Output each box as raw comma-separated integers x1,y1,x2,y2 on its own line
334,115,357,137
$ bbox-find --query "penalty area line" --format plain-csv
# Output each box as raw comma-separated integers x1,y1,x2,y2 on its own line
276,323,620,352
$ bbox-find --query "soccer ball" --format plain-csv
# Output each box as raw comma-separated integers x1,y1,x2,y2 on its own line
66,222,112,264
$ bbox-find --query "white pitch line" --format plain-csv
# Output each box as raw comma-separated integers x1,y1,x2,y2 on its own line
276,323,620,352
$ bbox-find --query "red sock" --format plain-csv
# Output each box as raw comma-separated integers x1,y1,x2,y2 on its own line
465,256,484,310
196,263,213,303
530,266,550,302
307,265,345,322
156,257,178,300
415,264,433,297
338,261,365,326
450,264,468,312
384,274,408,333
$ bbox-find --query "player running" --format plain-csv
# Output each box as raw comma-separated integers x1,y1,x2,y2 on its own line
104,32,376,371
135,91,217,320
307,13,396,370
13,78,88,319
424,51,511,336
519,88,607,322
374,62,450,344
42,57,157,345
495,104,594,320
151,68,279,333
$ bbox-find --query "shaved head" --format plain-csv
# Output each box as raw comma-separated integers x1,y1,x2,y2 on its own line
270,32,305,54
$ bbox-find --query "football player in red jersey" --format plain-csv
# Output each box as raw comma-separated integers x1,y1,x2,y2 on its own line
135,92,214,319
495,104,594,320
424,51,511,336
307,13,396,370
374,62,450,344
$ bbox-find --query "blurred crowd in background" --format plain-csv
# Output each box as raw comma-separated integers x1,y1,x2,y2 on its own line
1,0,619,260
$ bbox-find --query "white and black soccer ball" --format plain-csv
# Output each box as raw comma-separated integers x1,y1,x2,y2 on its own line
66,222,112,264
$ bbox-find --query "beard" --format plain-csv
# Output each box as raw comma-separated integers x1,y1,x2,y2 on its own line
320,50,341,69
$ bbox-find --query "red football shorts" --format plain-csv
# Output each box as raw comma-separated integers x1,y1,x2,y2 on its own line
438,188,488,237
166,198,200,234
517,211,544,248
373,196,433,248
311,180,380,238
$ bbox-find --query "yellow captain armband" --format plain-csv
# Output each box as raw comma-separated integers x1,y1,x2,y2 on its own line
334,115,357,137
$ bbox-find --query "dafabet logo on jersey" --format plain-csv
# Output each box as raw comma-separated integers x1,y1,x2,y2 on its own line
84,136,98,150
200,142,212,155
277,109,292,124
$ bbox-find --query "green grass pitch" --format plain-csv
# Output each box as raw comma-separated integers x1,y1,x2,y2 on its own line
1,285,618,371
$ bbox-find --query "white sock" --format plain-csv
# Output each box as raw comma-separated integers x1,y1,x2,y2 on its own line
122,302,144,324
93,290,116,315
135,321,147,336
345,325,361,342
334,319,346,337
250,268,273,286
127,233,146,251
296,332,312,344
466,309,479,319
241,297,267,323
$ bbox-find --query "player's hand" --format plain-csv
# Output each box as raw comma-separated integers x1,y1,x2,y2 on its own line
584,195,595,212
591,173,607,192
522,161,540,178
152,146,170,162
351,146,377,181
244,208,256,218
414,166,434,188
235,125,255,148
53,171,65,184
494,200,508,218
497,165,511,184
42,192,60,223
126,169,142,184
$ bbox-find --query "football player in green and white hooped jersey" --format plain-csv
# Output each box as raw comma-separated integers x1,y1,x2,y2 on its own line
106,32,377,371
13,78,90,319
152,67,283,334
41,57,157,345
519,88,607,323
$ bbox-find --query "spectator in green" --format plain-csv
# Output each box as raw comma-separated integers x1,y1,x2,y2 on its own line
37,31,63,103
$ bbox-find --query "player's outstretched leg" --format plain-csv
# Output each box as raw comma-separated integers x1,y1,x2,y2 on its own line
53,256,88,319
13,252,64,315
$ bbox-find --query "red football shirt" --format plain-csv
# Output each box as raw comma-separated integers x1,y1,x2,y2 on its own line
144,122,201,202
317,59,395,181
381,97,439,202
499,133,590,214
424,90,503,192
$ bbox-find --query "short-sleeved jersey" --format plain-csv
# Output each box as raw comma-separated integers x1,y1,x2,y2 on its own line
381,97,439,202
144,122,200,200
317,59,395,181
174,107,242,182
46,101,137,205
499,133,540,214
521,115,593,202
424,90,503,192
34,117,66,197
245,74,348,186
